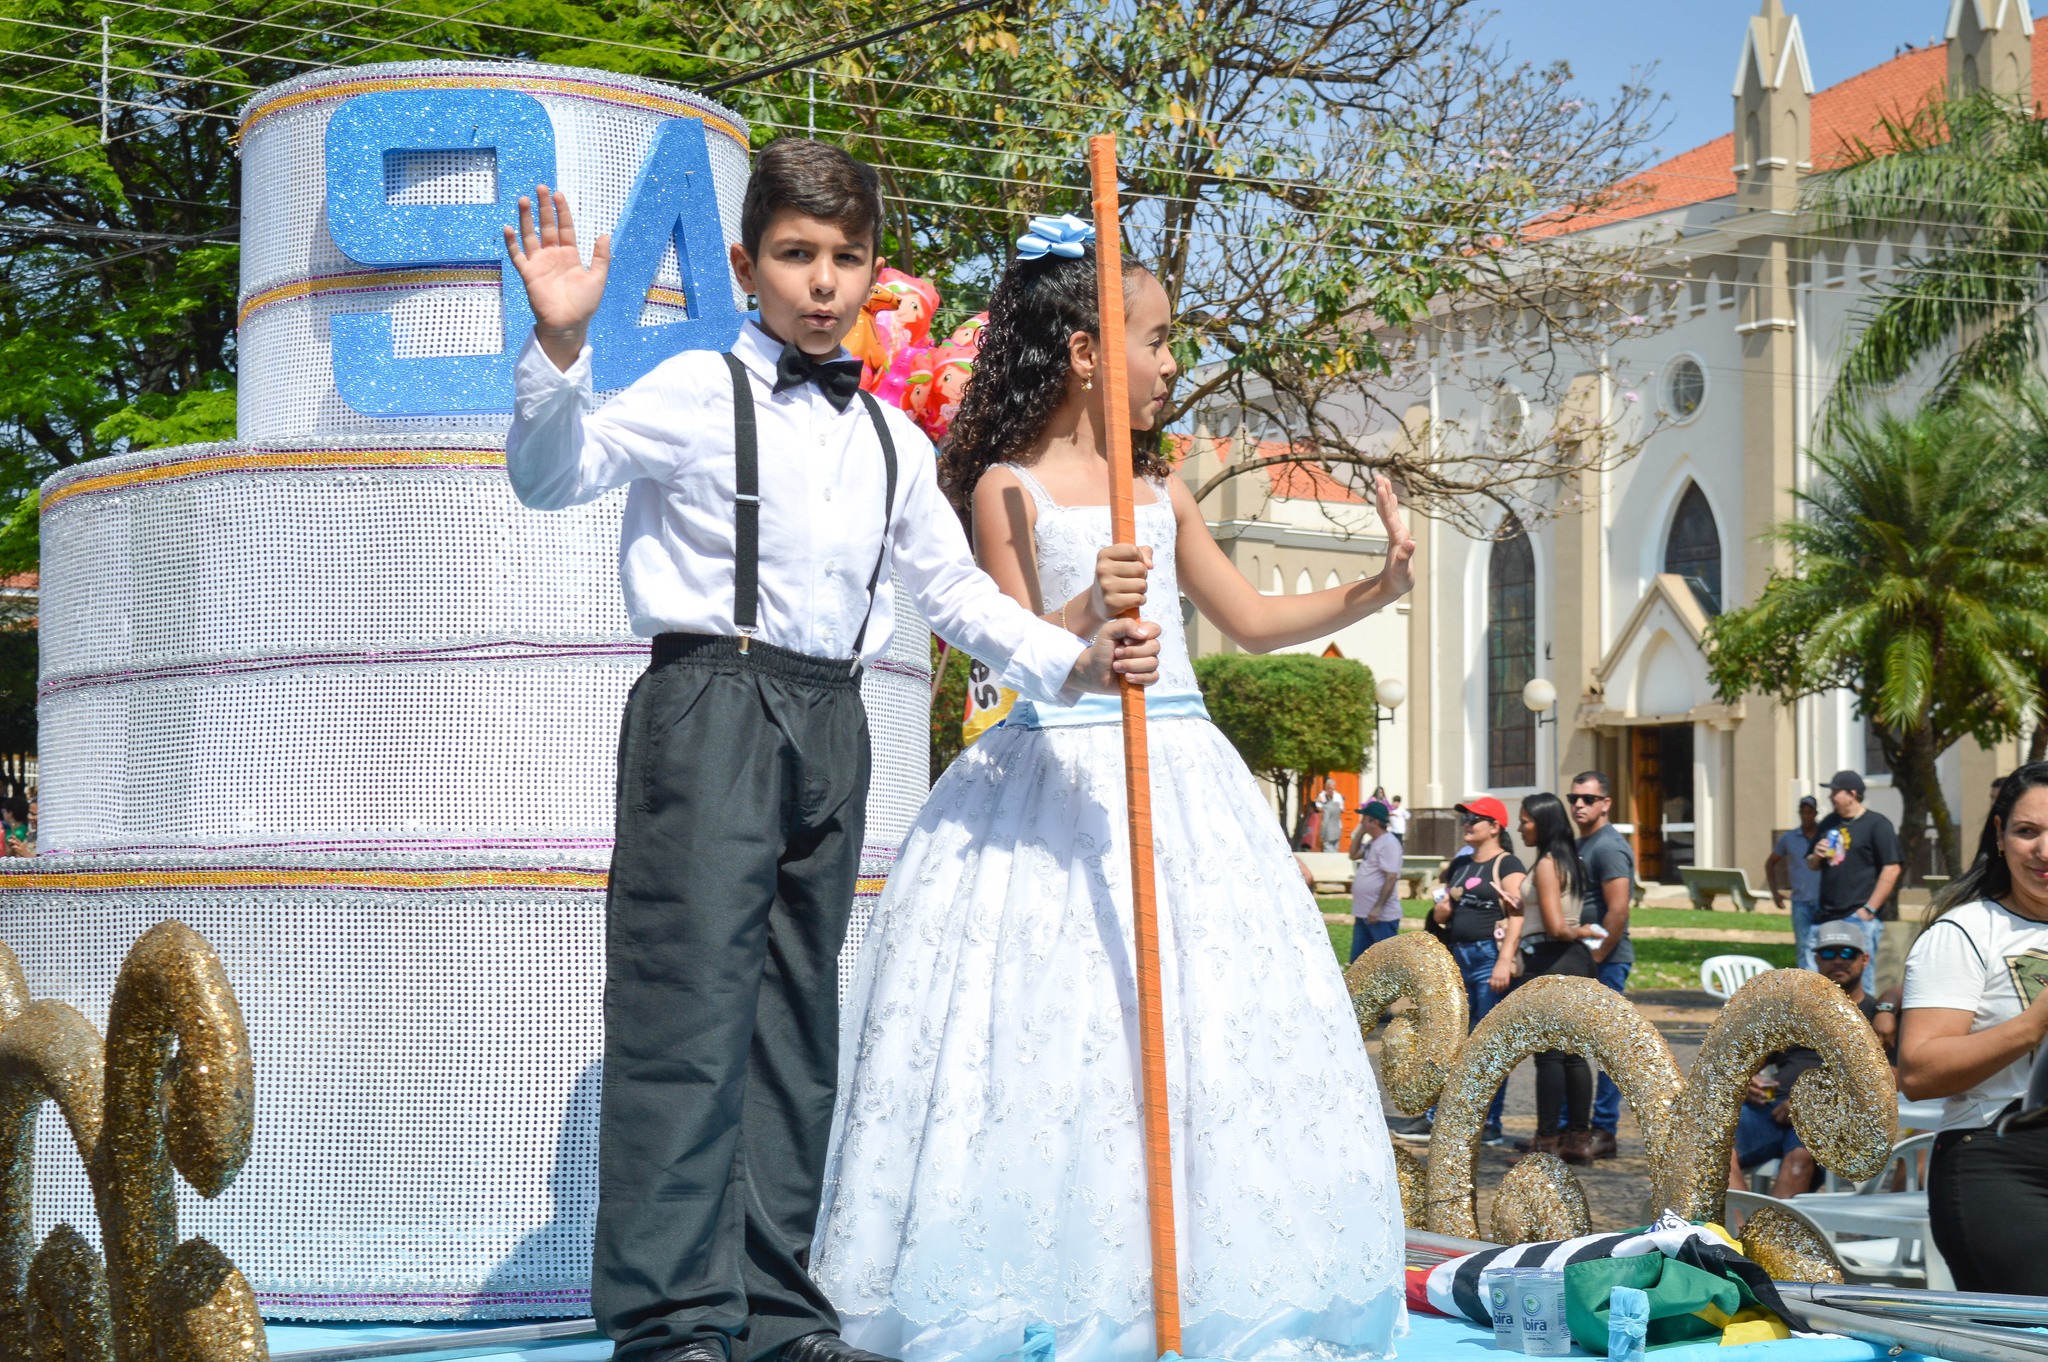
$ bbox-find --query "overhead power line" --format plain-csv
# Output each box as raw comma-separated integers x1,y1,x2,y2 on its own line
702,0,1003,94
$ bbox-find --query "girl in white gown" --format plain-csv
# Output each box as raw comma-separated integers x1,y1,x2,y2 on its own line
812,216,1413,1362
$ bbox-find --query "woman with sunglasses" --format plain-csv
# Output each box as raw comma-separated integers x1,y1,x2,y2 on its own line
1431,795,1523,1144
1512,791,1604,1165
1898,762,2048,1294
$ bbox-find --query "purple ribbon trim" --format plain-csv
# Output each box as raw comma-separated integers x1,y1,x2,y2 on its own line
41,638,651,698
38,835,615,857
257,1286,590,1308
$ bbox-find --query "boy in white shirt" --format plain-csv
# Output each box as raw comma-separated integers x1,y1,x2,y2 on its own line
501,141,1159,1362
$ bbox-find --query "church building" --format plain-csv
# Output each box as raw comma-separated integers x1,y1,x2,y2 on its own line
1184,0,2037,881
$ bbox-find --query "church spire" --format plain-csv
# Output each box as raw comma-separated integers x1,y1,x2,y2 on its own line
1732,0,1813,215
1948,0,2035,107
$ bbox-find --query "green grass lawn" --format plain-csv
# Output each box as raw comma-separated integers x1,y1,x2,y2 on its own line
1317,898,1795,992
1315,897,1793,933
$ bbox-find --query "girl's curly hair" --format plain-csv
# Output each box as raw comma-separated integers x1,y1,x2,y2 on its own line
938,246,1170,515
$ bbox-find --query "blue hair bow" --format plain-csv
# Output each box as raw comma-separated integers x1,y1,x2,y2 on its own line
1016,213,1095,260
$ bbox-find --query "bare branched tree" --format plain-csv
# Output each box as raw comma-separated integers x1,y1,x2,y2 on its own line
683,0,1672,533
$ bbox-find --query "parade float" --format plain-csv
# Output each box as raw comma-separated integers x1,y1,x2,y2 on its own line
0,56,2042,1362
0,58,933,1337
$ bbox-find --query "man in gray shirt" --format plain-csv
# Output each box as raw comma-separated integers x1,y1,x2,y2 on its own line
1569,770,1635,1161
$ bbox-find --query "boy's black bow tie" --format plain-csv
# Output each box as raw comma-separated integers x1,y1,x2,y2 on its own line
772,342,864,412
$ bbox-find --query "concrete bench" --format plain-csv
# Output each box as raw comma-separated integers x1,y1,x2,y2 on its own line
1298,852,1356,894
1680,865,1769,912
1401,854,1446,898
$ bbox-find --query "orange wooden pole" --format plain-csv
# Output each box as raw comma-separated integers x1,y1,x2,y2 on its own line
1088,133,1182,1358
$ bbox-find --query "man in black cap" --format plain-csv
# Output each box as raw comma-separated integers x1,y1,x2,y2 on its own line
1805,769,1901,993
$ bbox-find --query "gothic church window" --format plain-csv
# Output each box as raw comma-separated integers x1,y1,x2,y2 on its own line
1665,482,1722,615
1487,521,1537,788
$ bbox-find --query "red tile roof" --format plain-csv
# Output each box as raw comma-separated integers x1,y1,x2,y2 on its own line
1266,458,1366,504
1531,33,2033,237
1198,436,1367,504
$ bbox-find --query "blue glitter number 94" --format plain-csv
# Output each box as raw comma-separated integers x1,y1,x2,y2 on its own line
587,117,744,391
325,89,556,415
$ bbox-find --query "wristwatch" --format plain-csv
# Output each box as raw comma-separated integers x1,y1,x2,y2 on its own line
1874,1001,1898,1014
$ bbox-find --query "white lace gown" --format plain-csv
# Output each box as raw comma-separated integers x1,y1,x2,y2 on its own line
812,467,1407,1362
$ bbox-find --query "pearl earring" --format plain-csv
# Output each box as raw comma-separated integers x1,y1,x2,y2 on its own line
1082,377,1093,392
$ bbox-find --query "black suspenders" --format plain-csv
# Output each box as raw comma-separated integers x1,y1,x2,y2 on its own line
721,352,898,666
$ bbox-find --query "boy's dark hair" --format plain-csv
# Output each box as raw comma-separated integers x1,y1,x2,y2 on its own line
740,139,884,257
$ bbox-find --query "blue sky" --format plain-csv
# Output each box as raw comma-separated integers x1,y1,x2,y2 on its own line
1481,0,1957,160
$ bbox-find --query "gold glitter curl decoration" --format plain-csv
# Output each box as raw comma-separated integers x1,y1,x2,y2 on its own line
1738,1207,1847,1285
1490,1152,1589,1246
1423,974,1683,1240
1653,968,1896,1225
1346,930,1467,1115
1391,1143,1428,1228
0,921,266,1362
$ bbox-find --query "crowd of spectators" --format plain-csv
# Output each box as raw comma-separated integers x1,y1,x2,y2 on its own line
1348,770,1635,1163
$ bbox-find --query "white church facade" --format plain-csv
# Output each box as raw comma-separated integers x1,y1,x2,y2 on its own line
1185,0,2038,881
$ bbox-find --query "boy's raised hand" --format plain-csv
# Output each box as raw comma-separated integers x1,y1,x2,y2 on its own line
503,185,611,371
1069,618,1161,695
1372,474,1415,599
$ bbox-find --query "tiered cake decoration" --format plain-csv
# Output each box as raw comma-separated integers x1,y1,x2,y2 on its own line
2,60,932,1321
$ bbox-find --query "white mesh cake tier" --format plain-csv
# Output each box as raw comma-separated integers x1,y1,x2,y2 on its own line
36,437,932,856
0,846,907,1319
235,62,750,440
37,436,635,854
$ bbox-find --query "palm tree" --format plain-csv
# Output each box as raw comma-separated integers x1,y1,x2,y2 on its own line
1809,91,2048,431
1705,398,2048,875
1967,374,2048,762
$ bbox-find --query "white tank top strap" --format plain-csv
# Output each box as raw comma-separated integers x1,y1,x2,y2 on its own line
997,462,1059,512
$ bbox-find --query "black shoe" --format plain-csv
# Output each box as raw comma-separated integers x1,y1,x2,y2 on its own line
780,1333,900,1362
1480,1125,1509,1148
649,1345,727,1362
1385,1113,1434,1143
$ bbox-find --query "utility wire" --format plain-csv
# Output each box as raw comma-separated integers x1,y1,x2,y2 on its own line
702,0,1002,94
8,9,2038,244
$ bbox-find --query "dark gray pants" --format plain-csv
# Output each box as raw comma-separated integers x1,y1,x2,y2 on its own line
595,634,869,1362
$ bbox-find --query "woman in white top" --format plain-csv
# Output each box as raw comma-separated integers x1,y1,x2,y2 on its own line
1899,762,2048,1294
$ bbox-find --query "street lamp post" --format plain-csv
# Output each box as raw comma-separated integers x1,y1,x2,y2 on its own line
1522,677,1558,789
1372,677,1406,789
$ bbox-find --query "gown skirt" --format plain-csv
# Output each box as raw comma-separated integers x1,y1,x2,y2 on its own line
811,709,1408,1362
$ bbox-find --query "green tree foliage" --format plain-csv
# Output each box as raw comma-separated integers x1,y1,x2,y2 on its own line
930,638,970,782
1194,652,1373,823
0,0,734,575
1808,90,2048,430
1703,396,2048,875
2,0,1660,540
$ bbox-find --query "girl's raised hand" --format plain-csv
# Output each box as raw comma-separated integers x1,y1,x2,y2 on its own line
1372,475,1415,599
1090,544,1152,622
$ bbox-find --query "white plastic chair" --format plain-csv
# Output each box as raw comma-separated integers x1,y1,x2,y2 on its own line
1723,1189,1926,1287
1700,954,1774,1000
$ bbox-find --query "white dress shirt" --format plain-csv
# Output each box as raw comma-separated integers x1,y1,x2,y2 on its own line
505,320,1085,705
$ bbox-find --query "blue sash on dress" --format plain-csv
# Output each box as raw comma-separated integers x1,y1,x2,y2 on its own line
1007,687,1210,729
